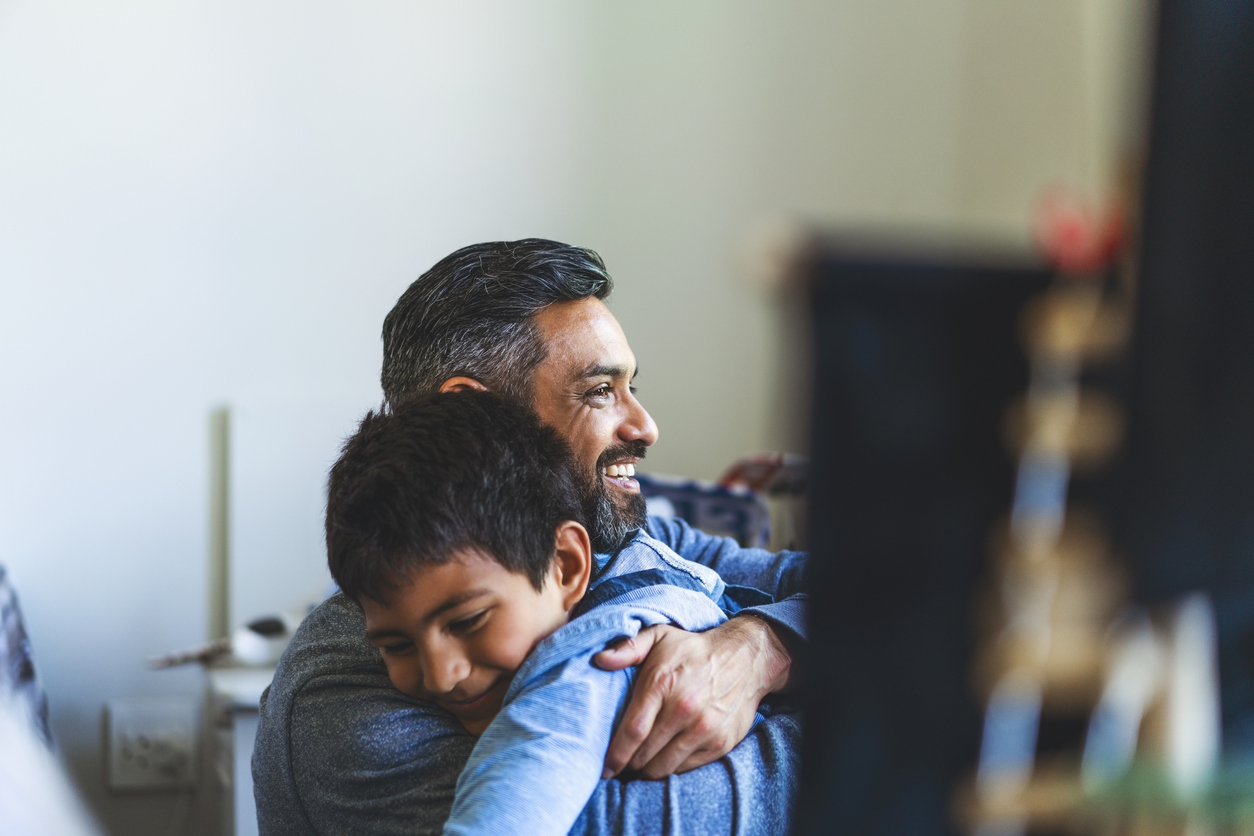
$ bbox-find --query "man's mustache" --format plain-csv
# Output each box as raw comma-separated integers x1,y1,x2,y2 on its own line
596,441,649,473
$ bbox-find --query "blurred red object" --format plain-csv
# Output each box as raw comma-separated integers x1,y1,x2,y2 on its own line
1034,186,1125,274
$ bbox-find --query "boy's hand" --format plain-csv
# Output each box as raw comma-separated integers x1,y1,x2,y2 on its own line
593,615,793,779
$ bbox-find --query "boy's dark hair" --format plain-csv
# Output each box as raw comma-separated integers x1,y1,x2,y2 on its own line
380,239,613,407
326,391,585,603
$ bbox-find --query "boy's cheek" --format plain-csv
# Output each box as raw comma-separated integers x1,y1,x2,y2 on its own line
382,659,422,700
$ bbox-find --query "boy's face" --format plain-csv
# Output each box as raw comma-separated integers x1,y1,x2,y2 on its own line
361,548,572,735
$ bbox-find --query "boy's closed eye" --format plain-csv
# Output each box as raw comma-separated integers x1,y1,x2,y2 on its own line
379,640,415,657
373,610,489,656
449,610,489,634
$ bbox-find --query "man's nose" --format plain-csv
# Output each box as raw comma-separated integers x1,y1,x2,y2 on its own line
619,392,659,447
419,643,470,695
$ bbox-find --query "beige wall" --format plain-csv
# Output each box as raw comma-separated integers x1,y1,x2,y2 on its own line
574,0,1151,478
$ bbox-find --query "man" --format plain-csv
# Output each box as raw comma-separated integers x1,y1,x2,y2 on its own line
253,239,808,834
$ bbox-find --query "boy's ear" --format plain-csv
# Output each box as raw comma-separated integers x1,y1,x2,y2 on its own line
551,521,593,611
438,376,489,394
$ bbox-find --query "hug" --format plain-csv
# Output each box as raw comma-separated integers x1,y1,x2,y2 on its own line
251,239,808,835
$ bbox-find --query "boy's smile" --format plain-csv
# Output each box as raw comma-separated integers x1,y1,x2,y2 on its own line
361,545,580,735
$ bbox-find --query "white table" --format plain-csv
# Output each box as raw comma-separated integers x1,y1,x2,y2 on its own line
208,666,275,836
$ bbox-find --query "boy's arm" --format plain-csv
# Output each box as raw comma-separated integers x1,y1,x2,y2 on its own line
443,610,652,836
255,594,801,836
594,517,806,779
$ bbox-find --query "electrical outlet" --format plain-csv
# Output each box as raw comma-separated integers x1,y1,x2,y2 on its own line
106,697,198,792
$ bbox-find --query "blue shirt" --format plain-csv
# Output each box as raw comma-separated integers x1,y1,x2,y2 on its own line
444,532,748,836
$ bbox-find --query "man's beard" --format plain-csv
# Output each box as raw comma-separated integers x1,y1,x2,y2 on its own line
580,441,649,553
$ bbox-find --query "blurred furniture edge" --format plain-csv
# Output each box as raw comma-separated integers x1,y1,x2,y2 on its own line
795,242,1053,835
209,665,275,836
0,695,103,836
0,564,52,746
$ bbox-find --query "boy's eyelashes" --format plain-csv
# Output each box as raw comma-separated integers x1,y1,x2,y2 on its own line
448,610,488,634
371,610,491,656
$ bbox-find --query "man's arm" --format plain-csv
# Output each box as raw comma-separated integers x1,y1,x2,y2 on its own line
646,516,808,617
594,516,807,779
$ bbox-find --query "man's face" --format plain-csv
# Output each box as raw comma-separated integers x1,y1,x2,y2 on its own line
362,548,570,736
530,298,659,552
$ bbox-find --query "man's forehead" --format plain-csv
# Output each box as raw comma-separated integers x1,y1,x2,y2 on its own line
533,298,636,380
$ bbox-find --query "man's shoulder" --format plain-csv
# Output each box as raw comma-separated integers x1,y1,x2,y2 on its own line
266,593,381,696
254,593,473,836
262,594,476,763
262,593,452,728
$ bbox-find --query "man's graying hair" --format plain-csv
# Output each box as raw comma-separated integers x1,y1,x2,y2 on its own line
381,239,613,406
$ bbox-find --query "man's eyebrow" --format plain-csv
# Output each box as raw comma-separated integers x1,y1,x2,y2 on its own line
364,588,492,641
577,363,640,382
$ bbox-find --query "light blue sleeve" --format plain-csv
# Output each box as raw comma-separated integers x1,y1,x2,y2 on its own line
442,608,666,836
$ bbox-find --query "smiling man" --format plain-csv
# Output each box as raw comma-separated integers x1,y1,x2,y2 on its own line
440,294,656,558
253,240,808,835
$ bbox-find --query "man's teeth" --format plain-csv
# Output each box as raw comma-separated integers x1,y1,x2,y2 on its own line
605,464,636,478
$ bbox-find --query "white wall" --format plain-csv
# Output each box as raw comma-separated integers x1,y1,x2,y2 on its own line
0,3,593,832
0,1,1149,833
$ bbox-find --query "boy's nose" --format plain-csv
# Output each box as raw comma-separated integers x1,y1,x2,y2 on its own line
420,646,470,695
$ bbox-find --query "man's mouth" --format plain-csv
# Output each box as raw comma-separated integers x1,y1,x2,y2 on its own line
602,462,639,491
584,443,650,551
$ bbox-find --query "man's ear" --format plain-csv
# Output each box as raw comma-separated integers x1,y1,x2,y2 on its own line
551,520,593,612
438,376,489,394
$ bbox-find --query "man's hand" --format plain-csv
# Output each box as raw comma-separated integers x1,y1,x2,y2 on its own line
592,615,793,780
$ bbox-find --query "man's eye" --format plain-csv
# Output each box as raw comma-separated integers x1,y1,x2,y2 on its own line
449,612,486,633
586,385,612,401
379,642,414,657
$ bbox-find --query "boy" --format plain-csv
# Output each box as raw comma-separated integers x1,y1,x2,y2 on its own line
325,391,774,836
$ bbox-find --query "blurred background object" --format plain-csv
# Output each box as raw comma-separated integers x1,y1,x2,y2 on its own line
639,472,775,549
1,565,52,747
0,1,1159,833
0,695,103,836
799,0,1254,832
797,245,1052,835
718,452,810,496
